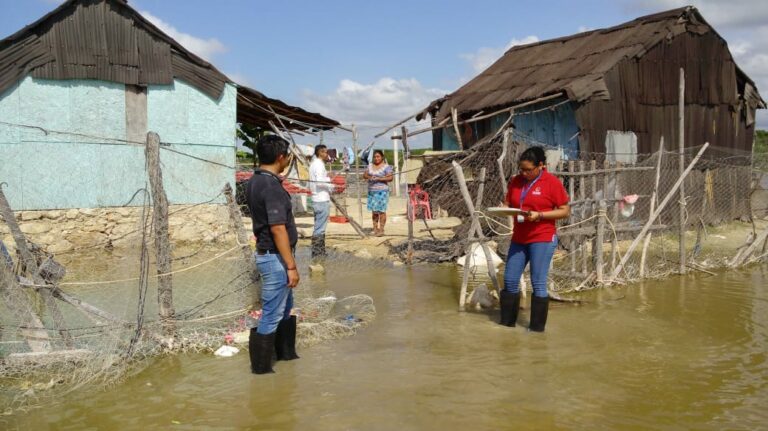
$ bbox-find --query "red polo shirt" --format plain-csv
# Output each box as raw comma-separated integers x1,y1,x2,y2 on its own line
505,169,569,244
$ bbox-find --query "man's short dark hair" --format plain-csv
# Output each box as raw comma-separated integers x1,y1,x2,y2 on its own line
257,135,290,164
314,144,327,157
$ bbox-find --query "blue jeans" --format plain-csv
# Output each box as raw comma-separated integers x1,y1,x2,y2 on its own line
503,236,558,298
313,200,331,236
254,252,294,335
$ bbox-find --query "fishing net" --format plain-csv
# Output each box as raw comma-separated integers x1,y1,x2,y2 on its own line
0,176,378,414
2,119,766,414
306,126,765,305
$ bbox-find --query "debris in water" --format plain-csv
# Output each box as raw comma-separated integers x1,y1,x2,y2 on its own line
214,345,240,357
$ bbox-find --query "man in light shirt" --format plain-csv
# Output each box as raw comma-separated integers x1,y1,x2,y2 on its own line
309,144,335,257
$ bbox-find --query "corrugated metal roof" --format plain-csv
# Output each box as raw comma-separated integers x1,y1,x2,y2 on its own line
424,6,764,121
0,0,338,131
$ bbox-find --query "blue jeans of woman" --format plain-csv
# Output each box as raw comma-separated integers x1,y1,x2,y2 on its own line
254,252,294,335
503,236,558,298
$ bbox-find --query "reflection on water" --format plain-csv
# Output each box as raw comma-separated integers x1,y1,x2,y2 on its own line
3,260,767,430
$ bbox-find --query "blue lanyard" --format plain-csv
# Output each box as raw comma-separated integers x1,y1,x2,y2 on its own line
520,171,543,205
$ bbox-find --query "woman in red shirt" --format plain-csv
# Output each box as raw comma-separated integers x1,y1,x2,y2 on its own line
501,146,570,332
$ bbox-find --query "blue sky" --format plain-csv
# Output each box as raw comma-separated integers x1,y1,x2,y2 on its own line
2,0,767,149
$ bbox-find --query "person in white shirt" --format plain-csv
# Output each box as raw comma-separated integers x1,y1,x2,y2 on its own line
309,144,335,257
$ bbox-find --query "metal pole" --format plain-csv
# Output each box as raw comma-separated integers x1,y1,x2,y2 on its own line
353,125,363,227
392,130,400,196
678,68,686,274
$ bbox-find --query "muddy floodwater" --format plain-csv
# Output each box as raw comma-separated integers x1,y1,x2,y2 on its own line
3,259,767,430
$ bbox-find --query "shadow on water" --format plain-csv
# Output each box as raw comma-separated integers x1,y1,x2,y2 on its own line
3,260,767,430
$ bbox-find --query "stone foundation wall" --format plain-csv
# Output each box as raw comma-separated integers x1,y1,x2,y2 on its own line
0,205,237,254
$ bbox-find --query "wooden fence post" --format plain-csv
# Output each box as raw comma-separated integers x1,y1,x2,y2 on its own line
568,160,576,273
611,143,709,280
223,183,260,302
595,200,606,283
678,68,687,274
578,160,588,275
145,132,175,337
0,186,61,350
640,138,664,277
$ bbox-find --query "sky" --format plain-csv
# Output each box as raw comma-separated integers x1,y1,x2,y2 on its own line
1,0,767,150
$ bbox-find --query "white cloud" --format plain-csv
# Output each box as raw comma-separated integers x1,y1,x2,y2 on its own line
577,26,594,33
140,10,227,61
302,78,447,127
460,35,539,74
627,0,768,28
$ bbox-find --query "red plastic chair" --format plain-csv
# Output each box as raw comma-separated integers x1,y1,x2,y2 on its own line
408,185,432,221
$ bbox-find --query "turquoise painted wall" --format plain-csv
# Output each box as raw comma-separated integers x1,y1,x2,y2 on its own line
0,77,236,210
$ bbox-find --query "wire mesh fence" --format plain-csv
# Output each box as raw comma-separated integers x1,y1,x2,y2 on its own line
2,121,767,414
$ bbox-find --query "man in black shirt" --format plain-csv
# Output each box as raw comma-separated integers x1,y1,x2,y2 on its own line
246,135,300,374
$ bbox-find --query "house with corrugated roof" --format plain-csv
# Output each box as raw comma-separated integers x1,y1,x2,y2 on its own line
419,6,764,160
0,0,337,210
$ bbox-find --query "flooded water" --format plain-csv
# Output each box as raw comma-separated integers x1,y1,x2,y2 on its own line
3,260,767,430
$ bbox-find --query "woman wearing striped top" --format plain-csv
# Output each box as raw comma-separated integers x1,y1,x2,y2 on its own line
363,150,394,236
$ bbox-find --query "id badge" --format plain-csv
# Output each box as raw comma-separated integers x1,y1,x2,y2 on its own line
516,215,525,223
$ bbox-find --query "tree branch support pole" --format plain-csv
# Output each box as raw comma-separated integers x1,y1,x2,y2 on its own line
223,183,260,300
353,125,363,228
595,200,606,283
392,131,401,197
678,68,687,274
452,163,500,310
146,132,175,337
611,143,709,281
452,108,464,150
640,138,664,277
495,129,526,297
0,185,59,350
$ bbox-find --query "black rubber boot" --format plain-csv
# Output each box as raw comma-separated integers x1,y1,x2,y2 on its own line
275,316,300,361
311,235,326,258
499,291,521,327
528,295,549,332
249,329,276,374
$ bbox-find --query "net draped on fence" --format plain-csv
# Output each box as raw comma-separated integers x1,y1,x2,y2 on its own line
2,120,767,414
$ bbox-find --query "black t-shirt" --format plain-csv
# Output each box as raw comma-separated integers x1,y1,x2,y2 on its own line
246,168,298,251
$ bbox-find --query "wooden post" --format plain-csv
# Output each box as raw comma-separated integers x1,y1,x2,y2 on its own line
407,199,414,265
452,163,500,309
497,130,509,194
611,161,622,272
223,183,251,262
352,125,363,229
0,186,60,350
579,160,588,275
678,68,687,274
611,143,709,280
145,132,175,336
401,125,410,196
590,159,597,211
392,130,401,197
223,182,260,301
568,160,576,273
590,158,598,275
470,168,500,293
596,200,606,283
640,137,664,277
0,259,49,352
452,108,464,150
